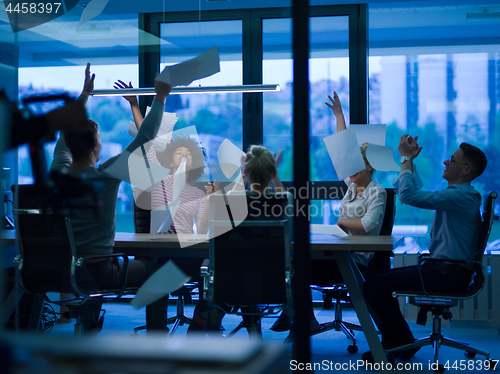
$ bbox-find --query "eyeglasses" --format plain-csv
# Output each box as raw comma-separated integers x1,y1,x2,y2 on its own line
447,156,469,165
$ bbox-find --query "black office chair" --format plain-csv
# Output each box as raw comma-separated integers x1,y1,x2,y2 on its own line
13,184,137,336
131,187,197,335
309,187,396,353
203,191,293,337
388,191,497,373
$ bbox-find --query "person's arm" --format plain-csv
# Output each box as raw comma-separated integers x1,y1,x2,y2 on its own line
398,133,422,174
113,80,144,128
326,91,346,132
99,80,171,182
49,133,72,172
273,150,285,192
198,180,220,232
337,186,386,233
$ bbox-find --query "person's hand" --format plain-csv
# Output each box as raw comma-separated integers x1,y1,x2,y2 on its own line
45,100,89,133
81,63,95,98
398,134,422,159
154,76,172,103
408,135,423,159
325,91,343,118
205,180,219,196
113,80,138,105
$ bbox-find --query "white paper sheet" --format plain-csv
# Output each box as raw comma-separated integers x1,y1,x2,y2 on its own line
128,107,178,153
217,139,246,179
131,260,190,309
349,124,386,146
172,158,187,202
155,46,220,87
78,0,110,26
323,128,366,180
365,144,401,172
310,224,349,238
127,140,170,192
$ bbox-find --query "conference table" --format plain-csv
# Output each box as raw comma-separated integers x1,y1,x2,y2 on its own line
1,231,403,370
112,232,403,369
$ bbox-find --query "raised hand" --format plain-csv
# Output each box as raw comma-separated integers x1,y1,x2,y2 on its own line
205,180,219,196
113,80,138,105
398,134,422,159
326,91,343,118
81,62,95,98
154,78,172,103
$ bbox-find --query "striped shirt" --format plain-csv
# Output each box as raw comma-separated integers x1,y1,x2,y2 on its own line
147,146,207,234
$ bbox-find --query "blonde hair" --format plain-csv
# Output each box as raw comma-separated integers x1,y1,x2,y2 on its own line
244,145,276,190
360,143,375,177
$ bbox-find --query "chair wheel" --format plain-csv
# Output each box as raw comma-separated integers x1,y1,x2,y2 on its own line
347,344,358,354
435,363,445,373
464,351,476,358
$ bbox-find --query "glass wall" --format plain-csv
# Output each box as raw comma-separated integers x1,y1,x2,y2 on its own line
368,1,500,248
14,13,140,232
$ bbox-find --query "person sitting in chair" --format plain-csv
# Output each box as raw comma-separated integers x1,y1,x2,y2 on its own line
271,92,389,333
50,64,172,333
362,136,488,362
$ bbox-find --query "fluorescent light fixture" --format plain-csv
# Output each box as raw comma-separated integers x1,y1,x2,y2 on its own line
90,84,280,97
467,8,500,20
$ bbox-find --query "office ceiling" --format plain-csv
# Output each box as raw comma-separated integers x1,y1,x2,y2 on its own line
1,0,500,68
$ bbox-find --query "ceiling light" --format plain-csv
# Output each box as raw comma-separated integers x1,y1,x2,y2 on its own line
90,84,281,97
467,8,500,20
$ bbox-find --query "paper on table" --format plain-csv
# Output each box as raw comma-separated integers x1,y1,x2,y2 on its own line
155,46,220,87
323,128,366,180
349,124,386,146
131,260,190,309
365,144,401,172
310,224,349,238
217,139,245,179
79,0,110,26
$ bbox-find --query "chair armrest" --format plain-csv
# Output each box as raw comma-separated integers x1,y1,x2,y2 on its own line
200,258,210,300
76,253,130,297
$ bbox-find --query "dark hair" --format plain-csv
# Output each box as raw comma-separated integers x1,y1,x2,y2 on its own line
460,142,487,180
244,145,276,189
159,136,206,184
64,120,99,162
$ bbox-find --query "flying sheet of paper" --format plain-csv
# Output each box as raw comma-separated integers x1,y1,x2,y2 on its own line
131,260,190,309
365,144,401,172
78,0,110,26
155,46,220,87
323,128,366,180
157,202,179,234
217,139,246,179
310,224,349,238
172,158,187,202
127,140,170,192
349,124,387,146
128,107,178,151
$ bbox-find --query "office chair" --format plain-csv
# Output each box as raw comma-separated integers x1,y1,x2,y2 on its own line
387,191,497,373
309,188,396,353
131,187,197,335
203,191,293,337
13,184,137,336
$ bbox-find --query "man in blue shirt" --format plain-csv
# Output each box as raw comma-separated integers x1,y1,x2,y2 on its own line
362,135,487,361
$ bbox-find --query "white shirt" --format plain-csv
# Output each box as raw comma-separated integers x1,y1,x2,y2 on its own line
340,178,387,266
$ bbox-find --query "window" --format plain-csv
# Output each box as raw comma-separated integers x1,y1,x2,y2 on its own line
368,1,500,247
